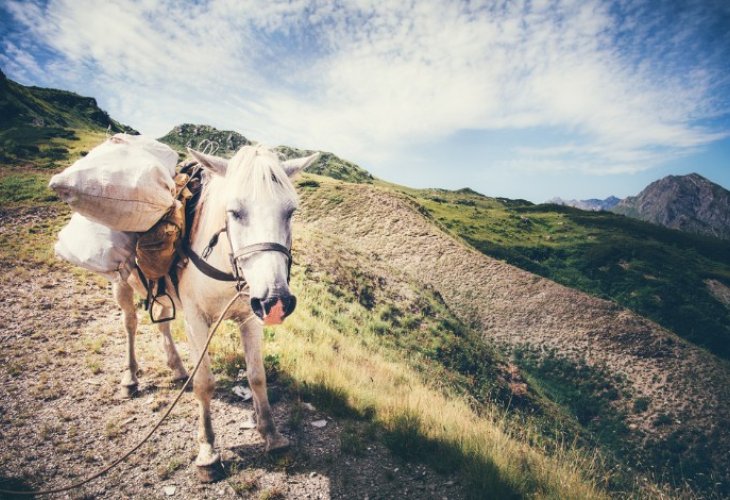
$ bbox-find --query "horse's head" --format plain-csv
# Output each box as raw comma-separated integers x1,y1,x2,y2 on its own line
188,145,319,325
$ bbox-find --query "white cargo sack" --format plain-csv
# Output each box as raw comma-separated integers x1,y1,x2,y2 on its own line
55,213,138,282
49,134,178,232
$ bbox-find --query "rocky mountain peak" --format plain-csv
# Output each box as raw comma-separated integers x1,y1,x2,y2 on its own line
159,123,252,156
613,173,730,240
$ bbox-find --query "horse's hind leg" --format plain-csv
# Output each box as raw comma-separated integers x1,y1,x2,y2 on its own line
239,320,289,452
112,281,139,398
156,311,188,382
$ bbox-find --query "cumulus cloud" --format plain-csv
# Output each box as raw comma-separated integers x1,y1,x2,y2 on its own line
1,0,727,175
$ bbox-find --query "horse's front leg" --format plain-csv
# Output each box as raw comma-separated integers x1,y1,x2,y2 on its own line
112,281,139,398
184,310,222,482
239,319,289,452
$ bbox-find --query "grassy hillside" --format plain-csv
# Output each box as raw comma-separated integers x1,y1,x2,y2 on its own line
301,177,730,498
0,70,134,169
4,158,725,496
395,184,730,361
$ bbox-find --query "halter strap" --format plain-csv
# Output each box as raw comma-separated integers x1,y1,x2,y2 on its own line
232,242,291,261
184,228,292,285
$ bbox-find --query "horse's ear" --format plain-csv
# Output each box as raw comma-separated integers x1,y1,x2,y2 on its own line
282,152,320,178
187,148,228,176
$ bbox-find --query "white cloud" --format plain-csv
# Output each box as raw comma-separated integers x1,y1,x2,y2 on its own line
1,0,727,175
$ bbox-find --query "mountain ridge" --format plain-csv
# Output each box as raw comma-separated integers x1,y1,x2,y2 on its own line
158,123,374,184
0,68,135,167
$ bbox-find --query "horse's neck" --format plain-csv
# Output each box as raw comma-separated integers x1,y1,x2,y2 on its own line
190,183,233,274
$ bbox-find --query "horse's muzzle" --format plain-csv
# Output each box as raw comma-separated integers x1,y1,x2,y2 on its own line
251,295,297,325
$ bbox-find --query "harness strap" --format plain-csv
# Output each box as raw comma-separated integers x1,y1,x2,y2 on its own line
232,241,293,282
178,164,292,287
232,242,291,261
182,242,238,282
202,227,227,259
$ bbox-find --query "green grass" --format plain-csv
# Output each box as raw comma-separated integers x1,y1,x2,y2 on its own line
268,307,611,499
513,347,633,462
1,71,132,168
394,184,730,361
0,173,57,203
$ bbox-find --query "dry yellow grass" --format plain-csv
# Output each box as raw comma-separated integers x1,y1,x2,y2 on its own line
209,287,610,499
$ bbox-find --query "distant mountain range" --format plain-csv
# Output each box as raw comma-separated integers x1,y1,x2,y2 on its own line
547,196,621,212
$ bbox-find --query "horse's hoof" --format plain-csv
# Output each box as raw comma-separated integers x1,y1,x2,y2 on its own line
171,368,189,384
119,384,139,399
196,460,224,483
170,374,191,390
266,434,290,453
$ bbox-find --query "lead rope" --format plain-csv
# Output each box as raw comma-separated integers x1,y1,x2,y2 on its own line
0,290,250,497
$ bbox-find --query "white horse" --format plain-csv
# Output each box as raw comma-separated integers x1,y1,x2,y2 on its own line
112,144,319,481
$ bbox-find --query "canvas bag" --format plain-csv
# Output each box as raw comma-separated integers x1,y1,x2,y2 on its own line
55,213,138,282
49,134,179,232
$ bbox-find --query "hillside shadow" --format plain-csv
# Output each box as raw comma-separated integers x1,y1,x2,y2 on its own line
466,205,730,361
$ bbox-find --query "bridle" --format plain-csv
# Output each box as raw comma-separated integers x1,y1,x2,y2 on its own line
182,201,292,290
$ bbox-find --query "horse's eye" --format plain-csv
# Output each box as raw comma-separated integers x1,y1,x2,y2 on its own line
285,208,296,219
228,208,247,221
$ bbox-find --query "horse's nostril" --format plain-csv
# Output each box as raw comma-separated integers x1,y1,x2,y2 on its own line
283,295,297,316
250,298,264,319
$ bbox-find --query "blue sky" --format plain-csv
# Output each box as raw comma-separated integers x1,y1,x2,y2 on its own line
1,0,729,202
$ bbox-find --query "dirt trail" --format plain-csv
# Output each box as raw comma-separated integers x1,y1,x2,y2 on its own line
301,182,730,484
0,207,464,499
